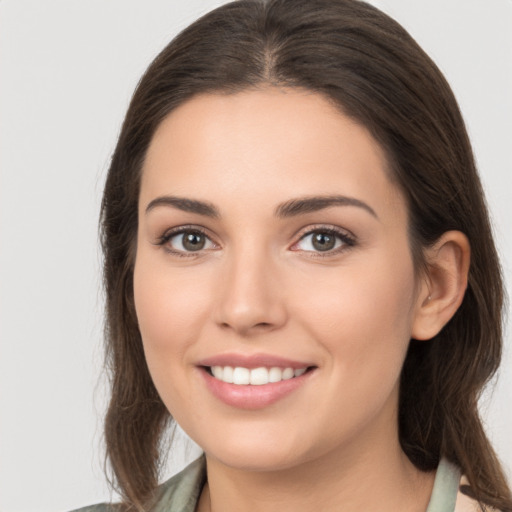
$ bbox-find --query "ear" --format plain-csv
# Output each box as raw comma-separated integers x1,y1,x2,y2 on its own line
411,231,470,341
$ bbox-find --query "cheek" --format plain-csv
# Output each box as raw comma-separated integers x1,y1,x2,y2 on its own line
133,254,211,368
292,248,417,378
283,250,417,447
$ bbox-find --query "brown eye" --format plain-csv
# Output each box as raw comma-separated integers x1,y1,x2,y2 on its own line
296,230,342,253
182,232,206,251
293,227,355,255
163,229,216,254
311,232,336,251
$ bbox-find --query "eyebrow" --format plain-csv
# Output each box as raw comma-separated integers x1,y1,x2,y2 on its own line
146,196,220,217
275,195,377,219
145,194,378,219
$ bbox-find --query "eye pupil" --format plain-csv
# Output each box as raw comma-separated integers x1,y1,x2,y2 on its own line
312,232,336,251
183,232,205,251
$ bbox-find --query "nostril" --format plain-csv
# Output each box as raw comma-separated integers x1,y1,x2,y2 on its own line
219,320,275,333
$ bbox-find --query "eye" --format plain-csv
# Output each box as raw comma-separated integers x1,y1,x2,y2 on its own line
292,227,355,255
157,227,217,255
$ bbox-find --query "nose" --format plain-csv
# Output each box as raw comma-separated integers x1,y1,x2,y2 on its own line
214,246,288,337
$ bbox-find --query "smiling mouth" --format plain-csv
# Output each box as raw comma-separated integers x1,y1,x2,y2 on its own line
204,366,315,385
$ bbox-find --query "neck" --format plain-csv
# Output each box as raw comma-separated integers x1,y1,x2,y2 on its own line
198,420,435,512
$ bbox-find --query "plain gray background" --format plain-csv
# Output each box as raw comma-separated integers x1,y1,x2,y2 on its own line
1,1,511,511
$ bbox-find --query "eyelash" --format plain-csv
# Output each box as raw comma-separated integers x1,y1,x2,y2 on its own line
155,225,214,258
155,224,356,259
292,225,356,258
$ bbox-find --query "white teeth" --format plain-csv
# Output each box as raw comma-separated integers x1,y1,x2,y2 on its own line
211,366,223,379
209,365,308,385
269,367,282,383
249,367,269,385
222,365,234,383
282,367,294,380
232,367,250,385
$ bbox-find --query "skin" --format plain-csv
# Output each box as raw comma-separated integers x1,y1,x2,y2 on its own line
134,87,469,512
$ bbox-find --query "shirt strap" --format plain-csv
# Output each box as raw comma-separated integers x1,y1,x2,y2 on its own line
426,457,462,512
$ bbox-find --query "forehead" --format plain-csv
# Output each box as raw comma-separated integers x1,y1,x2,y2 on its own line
141,87,405,221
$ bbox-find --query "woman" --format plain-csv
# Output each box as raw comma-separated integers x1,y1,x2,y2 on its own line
74,0,512,510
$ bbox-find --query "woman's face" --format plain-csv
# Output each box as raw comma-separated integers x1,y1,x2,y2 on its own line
134,88,425,471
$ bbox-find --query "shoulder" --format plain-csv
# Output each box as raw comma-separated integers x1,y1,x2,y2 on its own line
152,455,206,511
455,476,500,512
429,458,501,512
455,485,483,512
68,505,117,512
67,456,206,512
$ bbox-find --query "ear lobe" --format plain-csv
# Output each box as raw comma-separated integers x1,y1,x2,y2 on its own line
411,231,470,341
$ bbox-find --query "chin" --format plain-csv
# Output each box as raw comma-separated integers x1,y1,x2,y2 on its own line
209,446,307,473
198,427,320,473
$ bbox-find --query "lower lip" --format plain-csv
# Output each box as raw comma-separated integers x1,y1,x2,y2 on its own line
199,368,314,410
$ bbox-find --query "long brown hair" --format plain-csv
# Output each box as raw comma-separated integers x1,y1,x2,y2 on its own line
100,0,511,510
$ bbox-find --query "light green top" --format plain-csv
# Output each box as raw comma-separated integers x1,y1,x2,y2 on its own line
426,458,462,512
72,456,462,512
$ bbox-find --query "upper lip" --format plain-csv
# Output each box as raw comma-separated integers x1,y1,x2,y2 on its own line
197,353,315,370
